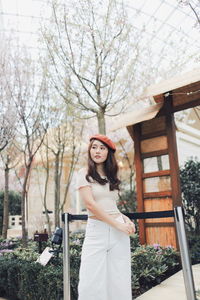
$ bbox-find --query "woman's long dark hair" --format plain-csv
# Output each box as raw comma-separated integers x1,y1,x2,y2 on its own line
86,139,121,191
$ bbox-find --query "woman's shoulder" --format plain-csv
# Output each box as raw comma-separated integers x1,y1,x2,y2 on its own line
77,167,90,181
77,167,87,175
76,167,92,189
77,167,96,185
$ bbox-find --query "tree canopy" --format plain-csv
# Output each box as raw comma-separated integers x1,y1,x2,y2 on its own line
180,158,200,234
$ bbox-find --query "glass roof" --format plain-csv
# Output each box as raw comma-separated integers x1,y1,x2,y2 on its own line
0,0,199,76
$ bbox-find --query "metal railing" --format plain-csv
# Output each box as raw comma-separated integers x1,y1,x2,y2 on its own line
62,206,196,300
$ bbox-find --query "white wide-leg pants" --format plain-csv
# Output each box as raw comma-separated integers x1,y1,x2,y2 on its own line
78,215,132,300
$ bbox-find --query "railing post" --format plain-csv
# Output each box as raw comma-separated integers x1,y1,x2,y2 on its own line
61,209,196,300
63,213,71,300
174,206,196,300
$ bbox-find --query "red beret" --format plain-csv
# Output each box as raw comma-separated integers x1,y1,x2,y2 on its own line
90,134,116,152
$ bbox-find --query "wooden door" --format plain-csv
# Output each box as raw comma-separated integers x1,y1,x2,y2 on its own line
129,100,181,248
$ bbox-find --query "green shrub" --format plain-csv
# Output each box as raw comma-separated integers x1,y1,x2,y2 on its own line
0,256,63,300
180,158,200,234
131,244,180,296
117,190,137,213
0,235,180,300
187,232,200,264
18,262,44,300
70,232,84,299
0,191,22,234
0,257,11,297
7,259,22,300
179,159,200,266
37,263,63,300
69,234,180,299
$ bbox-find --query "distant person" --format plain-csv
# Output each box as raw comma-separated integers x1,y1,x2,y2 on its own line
77,134,135,300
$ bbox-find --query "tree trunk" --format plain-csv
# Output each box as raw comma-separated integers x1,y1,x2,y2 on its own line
43,166,51,234
21,161,32,247
97,109,106,134
2,163,9,239
21,178,28,246
54,152,60,228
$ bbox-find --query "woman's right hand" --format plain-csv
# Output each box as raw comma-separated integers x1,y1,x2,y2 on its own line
116,222,135,236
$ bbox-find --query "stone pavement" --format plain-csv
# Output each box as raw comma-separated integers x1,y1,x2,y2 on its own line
136,264,200,300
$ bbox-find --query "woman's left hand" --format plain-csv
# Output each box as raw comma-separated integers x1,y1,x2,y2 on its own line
122,215,136,234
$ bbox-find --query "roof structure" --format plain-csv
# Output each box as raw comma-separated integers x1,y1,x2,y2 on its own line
141,68,200,99
0,0,199,69
1,0,200,125
110,68,200,131
110,102,163,131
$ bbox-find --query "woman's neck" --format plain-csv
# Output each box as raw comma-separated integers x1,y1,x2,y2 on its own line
96,164,105,176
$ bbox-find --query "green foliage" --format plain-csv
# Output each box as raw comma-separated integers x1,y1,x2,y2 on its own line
179,159,200,265
180,158,200,234
196,289,200,299
69,232,85,299
0,238,19,250
187,232,200,264
117,189,137,213
0,235,180,300
0,190,22,234
131,244,180,295
0,257,63,300
0,190,22,215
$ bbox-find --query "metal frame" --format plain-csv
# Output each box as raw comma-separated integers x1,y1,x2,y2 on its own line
62,207,196,300
174,206,196,300
63,213,71,300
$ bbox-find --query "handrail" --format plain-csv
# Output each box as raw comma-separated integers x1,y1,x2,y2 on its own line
62,209,175,222
62,207,196,300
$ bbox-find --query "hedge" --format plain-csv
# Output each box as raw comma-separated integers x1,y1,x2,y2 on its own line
0,234,180,300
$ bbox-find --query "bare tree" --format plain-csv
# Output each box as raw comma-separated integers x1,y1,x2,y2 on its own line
0,143,19,238
0,112,14,153
4,53,49,245
37,110,83,228
179,1,200,28
0,39,19,238
115,135,136,212
0,42,16,152
35,134,52,234
41,0,139,134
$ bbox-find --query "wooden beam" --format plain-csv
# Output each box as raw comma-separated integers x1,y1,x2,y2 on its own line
172,97,200,112
143,170,170,178
141,130,167,140
142,149,168,159
165,94,182,207
133,124,146,244
127,125,135,141
144,191,172,198
145,222,175,227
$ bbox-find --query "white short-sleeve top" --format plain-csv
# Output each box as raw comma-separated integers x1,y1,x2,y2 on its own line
76,168,120,217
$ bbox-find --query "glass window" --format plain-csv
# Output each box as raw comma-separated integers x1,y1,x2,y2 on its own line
161,155,170,170
143,176,171,193
143,155,170,173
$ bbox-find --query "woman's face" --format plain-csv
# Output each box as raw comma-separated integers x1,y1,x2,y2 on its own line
90,139,108,164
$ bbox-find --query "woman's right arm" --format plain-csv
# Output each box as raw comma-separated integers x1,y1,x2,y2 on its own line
79,186,134,235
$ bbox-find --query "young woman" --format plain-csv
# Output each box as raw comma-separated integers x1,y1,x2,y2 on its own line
77,134,135,300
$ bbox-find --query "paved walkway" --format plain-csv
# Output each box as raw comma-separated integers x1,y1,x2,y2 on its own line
136,264,200,300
